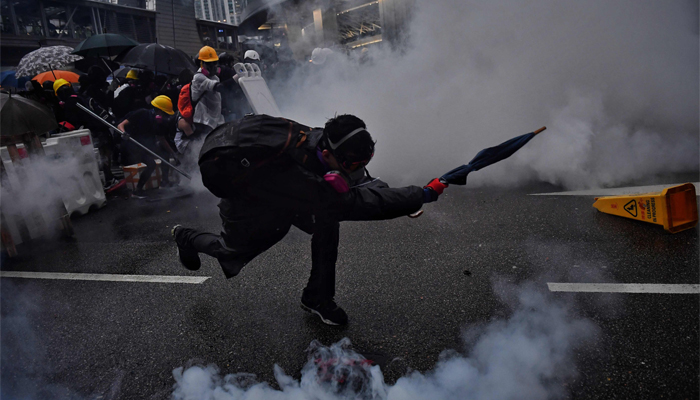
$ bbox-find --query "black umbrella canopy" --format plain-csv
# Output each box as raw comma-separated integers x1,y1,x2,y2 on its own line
0,93,58,137
72,33,139,58
73,57,120,74
116,43,196,76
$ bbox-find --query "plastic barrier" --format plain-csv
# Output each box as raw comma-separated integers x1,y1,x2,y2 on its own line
593,183,698,233
234,62,282,117
1,129,106,218
122,159,162,190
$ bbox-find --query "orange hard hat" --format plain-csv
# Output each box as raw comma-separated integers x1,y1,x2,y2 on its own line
198,46,219,62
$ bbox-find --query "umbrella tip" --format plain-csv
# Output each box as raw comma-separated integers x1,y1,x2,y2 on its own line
534,126,546,135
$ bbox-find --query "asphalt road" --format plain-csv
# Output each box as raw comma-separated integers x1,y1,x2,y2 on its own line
1,178,698,399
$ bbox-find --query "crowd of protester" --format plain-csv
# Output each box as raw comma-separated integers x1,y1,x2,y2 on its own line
6,43,350,199
8,46,274,199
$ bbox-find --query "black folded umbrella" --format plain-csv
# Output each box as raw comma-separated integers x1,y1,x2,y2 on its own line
441,127,546,185
115,43,196,76
0,92,58,137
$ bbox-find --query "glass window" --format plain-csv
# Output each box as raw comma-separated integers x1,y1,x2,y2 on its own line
1,0,15,35
70,6,96,39
216,28,225,48
13,0,44,37
198,23,214,47
43,2,69,38
133,15,153,43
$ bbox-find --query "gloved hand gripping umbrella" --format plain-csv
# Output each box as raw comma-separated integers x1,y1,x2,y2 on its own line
413,126,546,217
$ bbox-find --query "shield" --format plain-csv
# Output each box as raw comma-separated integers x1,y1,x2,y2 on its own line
440,127,546,185
72,33,139,58
32,70,81,84
115,43,196,76
15,46,83,78
0,93,58,137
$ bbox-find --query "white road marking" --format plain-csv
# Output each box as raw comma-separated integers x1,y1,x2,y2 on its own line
548,283,700,294
0,271,210,284
530,183,699,196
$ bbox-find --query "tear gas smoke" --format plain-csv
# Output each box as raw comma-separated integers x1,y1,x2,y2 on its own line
269,0,698,189
171,283,599,399
1,150,88,234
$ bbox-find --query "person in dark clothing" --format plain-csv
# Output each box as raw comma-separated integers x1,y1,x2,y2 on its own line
217,53,238,122
112,69,150,120
79,66,113,109
117,95,179,198
54,79,119,188
172,114,447,325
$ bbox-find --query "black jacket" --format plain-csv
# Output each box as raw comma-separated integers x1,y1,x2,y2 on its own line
208,118,423,277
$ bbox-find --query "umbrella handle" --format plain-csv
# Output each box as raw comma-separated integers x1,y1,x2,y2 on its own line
534,126,546,135
48,64,57,80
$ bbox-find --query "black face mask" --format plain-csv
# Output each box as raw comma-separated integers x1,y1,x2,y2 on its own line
201,62,218,77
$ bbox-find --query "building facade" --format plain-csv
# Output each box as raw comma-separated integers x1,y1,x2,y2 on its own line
194,0,243,25
1,0,238,68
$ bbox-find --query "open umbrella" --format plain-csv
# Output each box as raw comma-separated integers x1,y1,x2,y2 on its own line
15,46,83,78
73,57,120,74
72,33,139,58
0,71,31,89
32,70,81,84
115,43,196,76
440,127,547,185
0,92,58,137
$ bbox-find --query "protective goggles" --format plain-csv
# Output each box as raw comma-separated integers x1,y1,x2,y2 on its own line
328,127,374,170
336,153,373,171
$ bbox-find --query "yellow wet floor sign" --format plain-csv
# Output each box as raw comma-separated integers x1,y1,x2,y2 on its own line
593,183,698,233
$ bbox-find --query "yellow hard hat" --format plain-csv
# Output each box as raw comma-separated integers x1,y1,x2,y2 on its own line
198,46,219,62
53,78,71,95
126,69,139,80
151,95,174,115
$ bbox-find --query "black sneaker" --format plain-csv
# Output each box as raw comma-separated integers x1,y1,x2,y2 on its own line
171,225,201,271
132,189,148,199
301,298,348,326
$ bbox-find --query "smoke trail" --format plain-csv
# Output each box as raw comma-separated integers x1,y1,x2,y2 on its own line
171,283,599,399
270,0,698,189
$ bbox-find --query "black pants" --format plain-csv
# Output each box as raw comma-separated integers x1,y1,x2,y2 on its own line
174,202,340,304
123,140,170,190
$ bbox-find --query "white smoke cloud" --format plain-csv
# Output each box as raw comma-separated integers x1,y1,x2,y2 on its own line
171,283,599,399
271,0,698,189
1,149,88,239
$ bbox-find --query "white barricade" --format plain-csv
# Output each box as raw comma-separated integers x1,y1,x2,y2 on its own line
45,129,107,216
1,129,106,219
234,62,282,117
1,144,64,245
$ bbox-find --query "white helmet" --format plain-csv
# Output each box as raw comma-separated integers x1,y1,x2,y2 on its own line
244,50,260,61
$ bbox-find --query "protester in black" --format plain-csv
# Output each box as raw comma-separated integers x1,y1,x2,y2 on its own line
112,69,150,120
117,95,179,198
78,66,113,109
54,79,119,188
172,114,446,325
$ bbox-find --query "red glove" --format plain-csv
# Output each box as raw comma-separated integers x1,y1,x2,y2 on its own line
424,178,448,194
